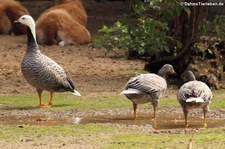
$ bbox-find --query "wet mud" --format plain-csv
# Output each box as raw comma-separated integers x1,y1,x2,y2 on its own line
0,116,72,126
1,112,225,129
80,112,225,129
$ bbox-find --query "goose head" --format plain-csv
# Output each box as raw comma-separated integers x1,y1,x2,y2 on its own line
15,15,35,28
14,15,37,45
180,70,196,83
158,64,176,78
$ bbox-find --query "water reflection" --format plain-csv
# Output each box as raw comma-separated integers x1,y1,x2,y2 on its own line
80,113,225,129
0,112,224,129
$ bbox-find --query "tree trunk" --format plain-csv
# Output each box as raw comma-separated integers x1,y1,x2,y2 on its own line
145,0,208,76
125,0,132,12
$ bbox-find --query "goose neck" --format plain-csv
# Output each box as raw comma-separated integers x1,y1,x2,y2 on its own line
158,69,166,79
27,26,38,50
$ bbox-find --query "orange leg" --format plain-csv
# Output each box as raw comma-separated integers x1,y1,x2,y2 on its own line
153,118,157,129
133,103,137,118
184,110,188,127
153,107,157,120
203,111,207,128
48,91,54,107
37,89,45,108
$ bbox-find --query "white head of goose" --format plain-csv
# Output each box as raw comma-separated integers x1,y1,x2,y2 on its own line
15,15,81,108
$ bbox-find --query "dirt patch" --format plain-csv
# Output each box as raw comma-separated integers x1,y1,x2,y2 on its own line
0,35,144,95
0,1,137,95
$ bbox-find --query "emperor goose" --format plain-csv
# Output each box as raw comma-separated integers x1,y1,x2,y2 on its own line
15,15,81,108
177,75,213,127
121,64,176,119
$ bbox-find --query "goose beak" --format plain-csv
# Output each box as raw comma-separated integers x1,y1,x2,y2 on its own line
14,20,19,23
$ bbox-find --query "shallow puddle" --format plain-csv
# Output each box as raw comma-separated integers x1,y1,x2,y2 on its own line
79,113,225,129
0,116,72,126
0,112,225,129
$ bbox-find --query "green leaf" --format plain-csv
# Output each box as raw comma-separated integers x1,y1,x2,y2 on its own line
183,6,191,18
176,40,182,49
207,49,213,55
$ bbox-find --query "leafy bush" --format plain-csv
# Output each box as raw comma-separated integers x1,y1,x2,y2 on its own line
93,21,131,51
94,17,169,57
92,0,189,58
199,15,225,39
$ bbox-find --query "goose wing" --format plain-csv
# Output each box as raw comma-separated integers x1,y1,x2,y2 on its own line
177,81,212,102
38,54,76,92
125,73,167,94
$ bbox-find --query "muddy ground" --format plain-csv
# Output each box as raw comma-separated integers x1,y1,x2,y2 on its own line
0,35,144,95
0,1,225,148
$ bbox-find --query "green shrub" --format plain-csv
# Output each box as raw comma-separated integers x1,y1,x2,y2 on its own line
199,15,225,39
94,17,169,58
91,0,187,58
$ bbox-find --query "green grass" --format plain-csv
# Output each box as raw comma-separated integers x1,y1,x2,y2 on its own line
104,127,225,149
0,93,130,110
0,124,225,148
0,93,177,111
160,97,180,107
105,133,189,149
210,89,225,109
0,89,225,110
0,124,116,139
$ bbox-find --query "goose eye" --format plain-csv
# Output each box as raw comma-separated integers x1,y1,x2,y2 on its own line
22,18,25,20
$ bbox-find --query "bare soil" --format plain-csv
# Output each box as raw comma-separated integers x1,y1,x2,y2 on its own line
0,1,134,94
0,35,144,95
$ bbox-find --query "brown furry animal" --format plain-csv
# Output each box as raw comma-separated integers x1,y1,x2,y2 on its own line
36,0,90,46
0,0,29,35
36,9,91,46
53,0,87,26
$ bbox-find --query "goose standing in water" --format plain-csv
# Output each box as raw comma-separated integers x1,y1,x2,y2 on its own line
177,74,213,127
15,15,81,108
121,64,176,119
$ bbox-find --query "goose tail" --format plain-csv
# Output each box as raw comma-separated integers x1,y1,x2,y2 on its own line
72,89,81,96
186,97,204,103
120,89,141,95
